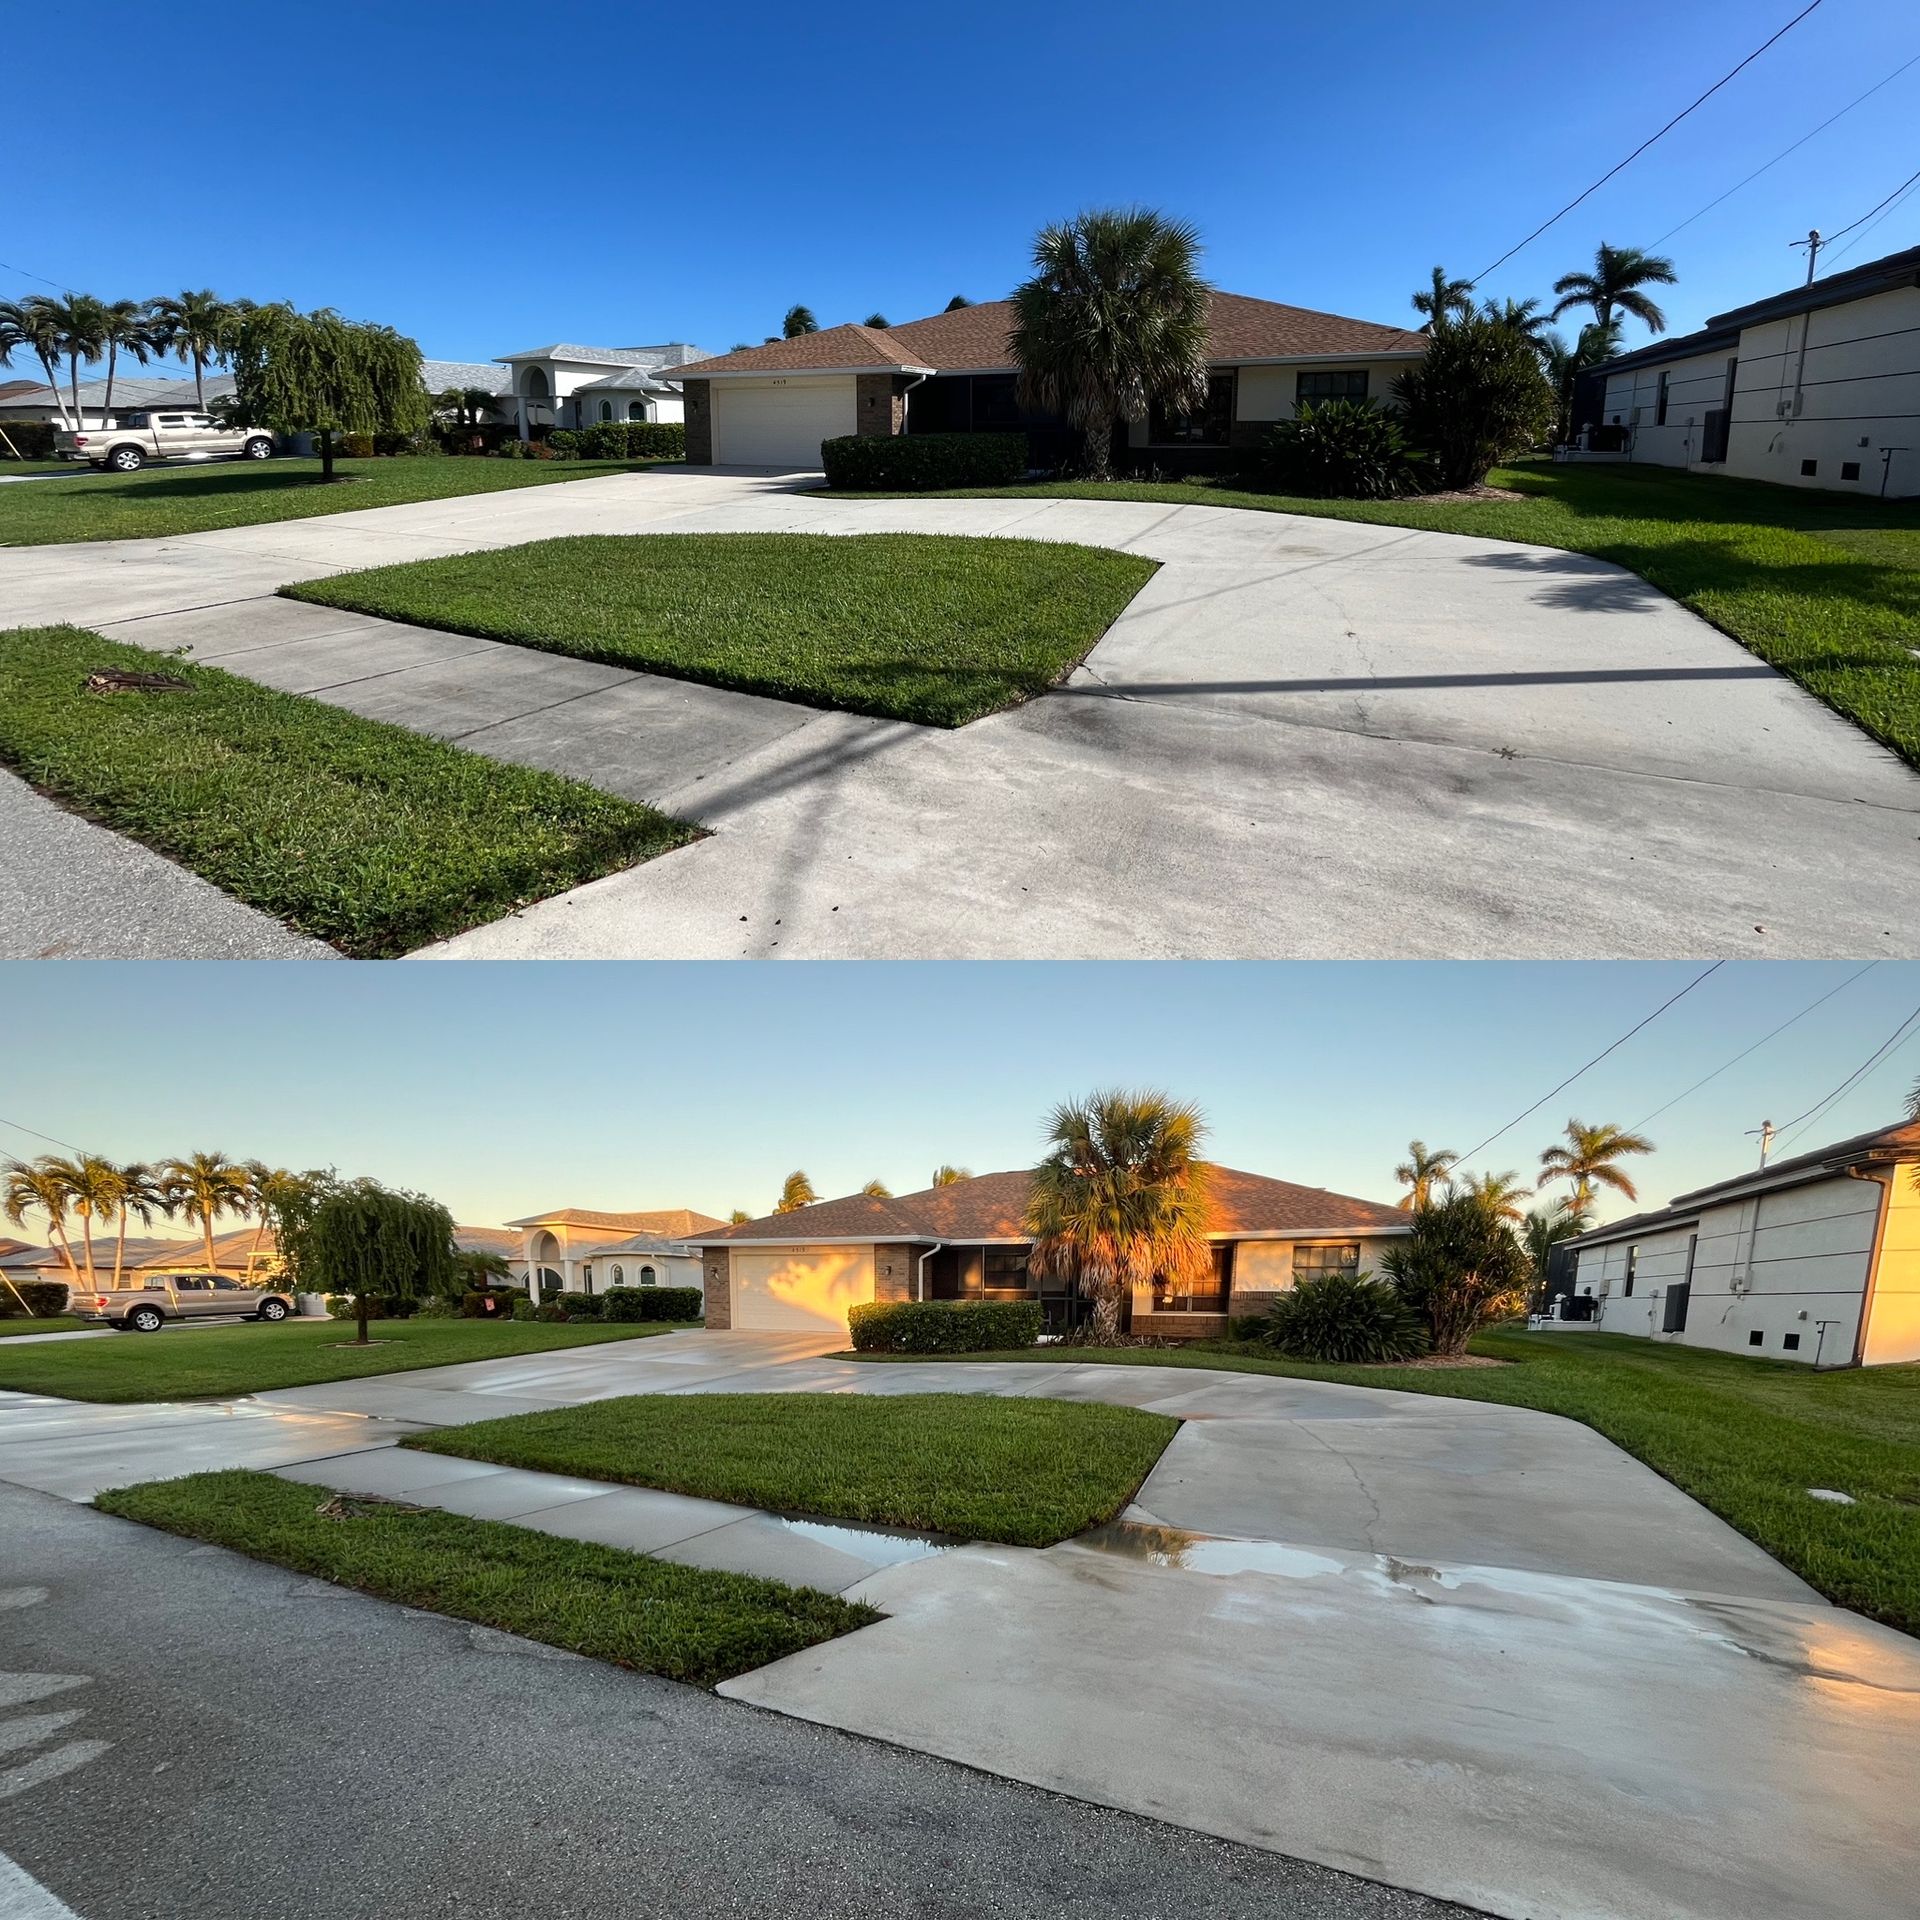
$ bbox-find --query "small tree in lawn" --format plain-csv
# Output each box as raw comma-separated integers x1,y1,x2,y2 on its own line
227,304,428,480
300,1178,456,1345
1380,1191,1529,1356
1393,310,1556,488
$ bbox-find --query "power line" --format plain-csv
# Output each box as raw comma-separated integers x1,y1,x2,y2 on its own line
1770,1002,1920,1155
1819,160,1920,244
0,258,71,294
1822,167,1920,269
1630,962,1879,1129
0,1114,85,1155
1651,51,1920,249
1470,0,1827,285
1458,962,1726,1167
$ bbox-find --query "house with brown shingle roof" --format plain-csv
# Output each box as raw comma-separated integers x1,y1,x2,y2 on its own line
671,291,1427,471
691,1166,1408,1339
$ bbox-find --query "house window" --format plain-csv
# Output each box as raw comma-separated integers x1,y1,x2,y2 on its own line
1655,372,1670,426
1149,372,1236,445
1783,1332,1801,1351
1749,1330,1765,1347
1623,1246,1637,1297
983,1248,1031,1296
639,1265,656,1285
628,401,646,421
1152,1245,1231,1312
1841,461,1860,481
1801,459,1818,477
1295,369,1369,413
1293,1242,1362,1279
598,401,613,422
611,1265,624,1285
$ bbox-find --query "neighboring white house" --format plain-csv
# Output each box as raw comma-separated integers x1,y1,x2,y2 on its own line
504,1205,726,1299
1576,242,1920,497
495,343,708,439
1558,1115,1920,1367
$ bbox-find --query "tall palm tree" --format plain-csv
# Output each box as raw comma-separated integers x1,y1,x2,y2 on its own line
863,313,890,330
145,289,232,410
1537,1119,1656,1212
47,1154,133,1288
0,299,72,426
1550,244,1678,340
159,1150,252,1270
1412,266,1474,332
1,1158,81,1285
944,295,972,311
96,298,155,423
1482,296,1554,354
1461,1168,1529,1225
1522,1198,1592,1286
1010,206,1210,482
859,1178,893,1198
930,1165,973,1187
243,1163,313,1274
728,1208,751,1225
1025,1088,1213,1344
773,1170,818,1214
37,294,109,429
1393,1140,1459,1211
109,1162,169,1289
782,305,819,338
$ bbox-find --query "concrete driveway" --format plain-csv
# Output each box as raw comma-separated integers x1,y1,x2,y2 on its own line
3,466,1915,958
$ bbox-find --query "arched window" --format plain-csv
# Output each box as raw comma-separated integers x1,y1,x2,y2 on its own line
628,401,646,421
520,366,549,398
598,400,612,422
611,1265,624,1285
639,1265,656,1286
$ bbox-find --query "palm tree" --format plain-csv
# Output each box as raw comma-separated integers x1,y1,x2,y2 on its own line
1010,207,1210,482
159,1150,252,1270
930,1165,973,1187
1,1158,81,1286
944,295,972,312
1482,296,1555,355
782,305,819,338
773,1170,818,1214
243,1163,310,1273
863,313,890,330
1550,244,1678,340
728,1208,751,1225
1537,1119,1656,1212
40,1154,130,1289
145,289,232,410
0,299,72,426
1393,1140,1459,1211
859,1178,893,1198
109,1162,169,1289
1461,1168,1529,1225
1412,266,1474,332
96,298,155,423
1522,1198,1591,1287
1026,1089,1213,1344
37,294,108,429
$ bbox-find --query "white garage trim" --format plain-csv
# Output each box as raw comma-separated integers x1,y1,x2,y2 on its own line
730,1243,875,1332
712,376,857,469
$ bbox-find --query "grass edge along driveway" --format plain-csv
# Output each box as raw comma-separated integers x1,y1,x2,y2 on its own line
406,1390,1179,1547
0,1316,696,1403
95,1469,877,1686
0,625,694,957
848,1329,1920,1635
283,532,1160,728
828,461,1920,772
0,454,676,547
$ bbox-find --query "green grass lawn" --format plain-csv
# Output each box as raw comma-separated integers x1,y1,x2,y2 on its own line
0,626,693,956
833,461,1920,769
282,532,1159,727
0,1316,86,1338
406,1391,1178,1546
850,1330,1920,1632
96,1470,875,1685
0,454,671,546
0,1315,694,1403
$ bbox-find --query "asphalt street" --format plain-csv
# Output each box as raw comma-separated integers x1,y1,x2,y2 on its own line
0,1484,1478,1920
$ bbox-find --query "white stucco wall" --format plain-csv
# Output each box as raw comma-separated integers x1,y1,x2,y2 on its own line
1863,1173,1920,1365
1600,349,1737,468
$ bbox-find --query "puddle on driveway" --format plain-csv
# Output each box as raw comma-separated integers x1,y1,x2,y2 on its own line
777,1516,952,1569
1078,1519,1348,1581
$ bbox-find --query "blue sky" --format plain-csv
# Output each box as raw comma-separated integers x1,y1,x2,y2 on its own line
7,1,1917,368
2,963,1915,1232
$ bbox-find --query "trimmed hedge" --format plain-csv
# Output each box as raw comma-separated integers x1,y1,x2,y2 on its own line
323,1293,419,1321
0,1279,70,1318
555,1290,603,1318
0,421,58,460
602,1285,703,1323
459,1289,517,1320
847,1299,1043,1354
821,432,1026,491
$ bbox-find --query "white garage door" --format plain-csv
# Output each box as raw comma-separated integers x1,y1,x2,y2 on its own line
713,378,857,469
731,1245,875,1332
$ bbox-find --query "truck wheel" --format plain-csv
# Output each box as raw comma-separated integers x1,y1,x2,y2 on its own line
107,445,145,473
125,1305,164,1332
257,1298,289,1322
243,437,273,461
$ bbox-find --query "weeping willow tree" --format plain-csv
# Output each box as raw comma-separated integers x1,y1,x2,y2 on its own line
297,1179,456,1344
227,304,428,480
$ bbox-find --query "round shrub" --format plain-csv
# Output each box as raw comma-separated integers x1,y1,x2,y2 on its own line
1261,1271,1425,1364
510,1298,537,1322
533,1302,571,1323
1259,400,1424,499
848,1300,1044,1354
555,1290,602,1319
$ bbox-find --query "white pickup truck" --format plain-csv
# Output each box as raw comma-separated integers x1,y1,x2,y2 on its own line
56,409,275,473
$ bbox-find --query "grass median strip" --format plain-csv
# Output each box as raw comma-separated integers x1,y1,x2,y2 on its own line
849,1331,1920,1632
283,532,1159,727
96,1469,877,1686
0,1315,693,1403
0,625,693,956
406,1391,1179,1547
828,461,1920,770
0,455,672,546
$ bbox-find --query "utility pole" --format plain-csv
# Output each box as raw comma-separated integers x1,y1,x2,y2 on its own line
1791,229,1823,283
1881,447,1909,499
1747,1119,1777,1167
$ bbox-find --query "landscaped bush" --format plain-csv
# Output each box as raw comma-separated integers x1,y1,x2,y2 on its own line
556,1290,602,1319
511,1297,537,1321
847,1299,1044,1353
1260,1271,1427,1364
333,432,377,459
324,1293,417,1321
821,432,1026,491
1392,313,1557,488
571,421,686,461
599,1284,701,1323
459,1289,517,1320
0,1280,70,1318
1258,400,1425,499
0,421,58,460
534,1302,571,1323
415,1296,459,1318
